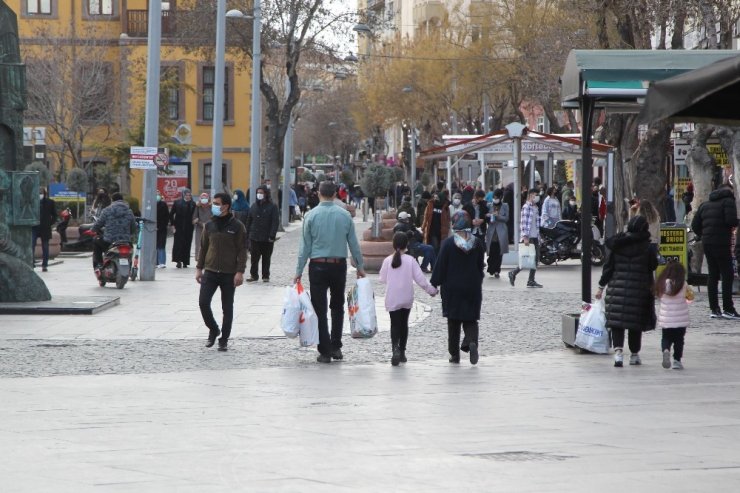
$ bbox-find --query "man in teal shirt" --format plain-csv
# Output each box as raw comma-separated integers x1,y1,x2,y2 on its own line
295,182,366,363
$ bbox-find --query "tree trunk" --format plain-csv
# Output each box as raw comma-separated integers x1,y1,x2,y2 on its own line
632,121,672,217
602,114,639,231
686,124,716,275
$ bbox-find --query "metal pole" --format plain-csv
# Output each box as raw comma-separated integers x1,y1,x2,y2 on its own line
580,97,596,303
529,154,536,189
546,151,554,186
249,0,262,205
410,126,417,208
605,149,616,240
513,139,521,246
140,0,162,282
210,0,227,198
483,93,491,134
446,156,452,195
281,91,293,227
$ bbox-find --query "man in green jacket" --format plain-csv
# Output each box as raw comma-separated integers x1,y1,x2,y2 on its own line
294,182,366,363
196,193,248,351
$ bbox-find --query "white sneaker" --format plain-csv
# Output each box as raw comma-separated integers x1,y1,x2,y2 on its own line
671,360,684,370
629,353,641,365
662,349,671,369
614,350,623,367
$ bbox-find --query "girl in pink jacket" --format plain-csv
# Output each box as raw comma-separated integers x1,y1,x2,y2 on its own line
379,232,438,366
656,262,690,370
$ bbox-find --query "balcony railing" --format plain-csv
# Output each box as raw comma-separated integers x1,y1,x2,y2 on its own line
126,10,175,38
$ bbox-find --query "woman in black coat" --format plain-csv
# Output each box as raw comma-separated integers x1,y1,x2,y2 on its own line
430,210,485,365
595,215,658,368
155,191,170,268
169,188,196,268
32,187,57,272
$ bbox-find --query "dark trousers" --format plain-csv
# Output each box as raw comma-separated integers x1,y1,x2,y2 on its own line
430,235,441,255
308,261,347,356
448,319,479,356
611,328,642,353
662,328,686,361
198,271,236,340
92,237,111,268
511,238,538,282
31,226,50,267
390,308,411,351
250,240,275,279
704,243,735,312
487,241,502,274
413,244,436,270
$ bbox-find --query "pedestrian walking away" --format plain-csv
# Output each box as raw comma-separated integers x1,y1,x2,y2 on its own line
421,192,450,254
595,215,658,367
32,187,56,272
294,181,366,363
379,232,437,366
195,193,247,352
485,189,509,278
155,191,170,268
245,185,279,282
509,189,542,288
690,183,740,319
170,188,196,268
430,211,485,365
656,261,691,370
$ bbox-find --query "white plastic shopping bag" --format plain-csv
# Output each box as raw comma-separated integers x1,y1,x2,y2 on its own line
347,278,378,338
280,284,302,338
575,300,610,354
518,244,537,270
295,281,319,347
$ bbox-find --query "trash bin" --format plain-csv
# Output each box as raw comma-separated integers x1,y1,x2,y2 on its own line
562,313,580,348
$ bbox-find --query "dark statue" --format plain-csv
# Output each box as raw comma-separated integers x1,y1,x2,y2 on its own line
0,0,50,302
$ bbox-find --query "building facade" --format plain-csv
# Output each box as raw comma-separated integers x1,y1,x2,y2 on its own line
11,0,254,206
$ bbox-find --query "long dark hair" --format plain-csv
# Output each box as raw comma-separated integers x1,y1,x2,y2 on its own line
655,261,686,297
391,232,408,269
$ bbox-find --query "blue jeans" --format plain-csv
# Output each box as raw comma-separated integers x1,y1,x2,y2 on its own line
157,248,166,265
415,243,436,270
31,226,49,267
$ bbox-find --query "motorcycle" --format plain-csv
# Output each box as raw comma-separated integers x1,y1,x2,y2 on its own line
539,218,606,266
62,214,98,252
84,230,133,289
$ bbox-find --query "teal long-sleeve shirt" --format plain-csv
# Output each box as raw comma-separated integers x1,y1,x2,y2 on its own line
296,201,364,276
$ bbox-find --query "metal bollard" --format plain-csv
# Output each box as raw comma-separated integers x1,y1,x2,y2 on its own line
372,210,382,238
362,198,368,222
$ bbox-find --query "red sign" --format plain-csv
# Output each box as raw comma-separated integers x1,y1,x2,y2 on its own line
157,164,190,207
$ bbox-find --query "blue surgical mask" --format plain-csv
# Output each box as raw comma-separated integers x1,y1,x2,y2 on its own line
211,204,222,216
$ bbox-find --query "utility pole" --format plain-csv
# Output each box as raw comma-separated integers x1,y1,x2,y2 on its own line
249,0,262,204
140,1,162,281
210,0,227,197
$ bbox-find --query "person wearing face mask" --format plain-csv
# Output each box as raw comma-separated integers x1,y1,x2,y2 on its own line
169,188,196,268
32,187,57,272
430,211,485,365
421,192,450,254
449,193,464,225
508,189,543,288
196,193,247,352
191,192,212,263
245,185,279,282
230,189,250,230
562,197,579,221
540,186,562,229
91,188,111,218
464,189,488,243
156,191,170,268
485,188,509,278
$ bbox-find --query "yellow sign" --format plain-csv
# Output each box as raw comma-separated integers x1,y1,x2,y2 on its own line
657,225,688,278
707,144,730,168
674,177,691,197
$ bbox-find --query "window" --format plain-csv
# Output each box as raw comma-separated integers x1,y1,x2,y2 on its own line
88,0,113,15
537,116,547,133
201,66,230,122
162,66,181,121
201,161,231,191
27,0,52,14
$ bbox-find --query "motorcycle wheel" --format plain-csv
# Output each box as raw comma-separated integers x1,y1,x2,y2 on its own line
539,249,557,266
130,267,138,281
115,274,128,289
591,244,606,266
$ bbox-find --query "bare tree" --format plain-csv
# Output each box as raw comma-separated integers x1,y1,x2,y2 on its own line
22,23,116,180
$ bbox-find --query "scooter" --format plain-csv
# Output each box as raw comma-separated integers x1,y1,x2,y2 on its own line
84,230,133,289
129,217,155,281
539,218,606,266
62,214,98,252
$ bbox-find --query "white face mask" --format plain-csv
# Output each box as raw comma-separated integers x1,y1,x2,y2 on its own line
493,199,500,205
257,193,265,201
453,198,461,206
39,194,45,200
569,201,576,206
233,195,238,201
201,198,209,204
533,196,540,204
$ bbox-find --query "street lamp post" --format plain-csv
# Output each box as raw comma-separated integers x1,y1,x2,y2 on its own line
402,86,417,207
249,0,262,205
210,0,227,198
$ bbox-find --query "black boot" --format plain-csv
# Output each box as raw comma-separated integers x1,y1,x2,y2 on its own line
206,328,220,348
217,338,228,352
449,352,460,363
399,350,407,363
391,344,401,366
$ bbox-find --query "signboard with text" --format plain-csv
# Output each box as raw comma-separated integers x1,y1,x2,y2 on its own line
157,163,191,207
130,146,158,169
657,224,688,279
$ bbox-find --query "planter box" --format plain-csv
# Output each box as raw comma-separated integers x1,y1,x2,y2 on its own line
360,239,394,273
362,228,394,241
562,313,580,348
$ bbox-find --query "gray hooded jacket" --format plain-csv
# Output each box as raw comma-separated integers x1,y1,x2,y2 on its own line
93,200,136,243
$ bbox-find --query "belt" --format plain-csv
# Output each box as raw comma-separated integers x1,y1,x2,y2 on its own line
310,257,346,264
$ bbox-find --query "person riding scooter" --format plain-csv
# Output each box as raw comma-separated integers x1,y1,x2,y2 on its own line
90,192,136,273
